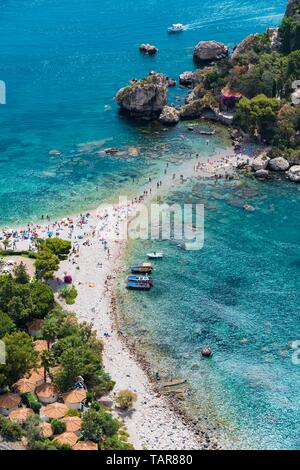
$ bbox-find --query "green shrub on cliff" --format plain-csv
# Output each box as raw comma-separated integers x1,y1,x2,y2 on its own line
235,94,281,141
281,15,300,53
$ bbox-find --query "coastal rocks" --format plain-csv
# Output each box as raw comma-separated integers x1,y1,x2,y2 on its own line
255,169,269,180
139,43,158,55
179,71,194,87
185,84,205,104
115,72,169,119
236,156,251,169
179,99,204,119
158,106,180,125
193,41,228,64
286,0,300,18
252,151,270,171
287,165,300,182
268,157,290,171
231,34,259,60
266,28,282,52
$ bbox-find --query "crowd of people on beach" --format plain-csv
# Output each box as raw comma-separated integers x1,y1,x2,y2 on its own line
0,152,245,256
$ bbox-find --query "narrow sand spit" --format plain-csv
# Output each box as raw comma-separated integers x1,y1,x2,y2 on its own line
2,148,246,449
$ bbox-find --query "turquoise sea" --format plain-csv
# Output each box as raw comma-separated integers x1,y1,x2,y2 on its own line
0,0,285,224
1,0,299,450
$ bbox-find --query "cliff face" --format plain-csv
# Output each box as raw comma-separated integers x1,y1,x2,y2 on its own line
282,0,300,52
115,73,169,119
286,0,300,17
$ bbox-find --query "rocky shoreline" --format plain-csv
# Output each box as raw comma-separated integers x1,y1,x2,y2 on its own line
115,0,300,185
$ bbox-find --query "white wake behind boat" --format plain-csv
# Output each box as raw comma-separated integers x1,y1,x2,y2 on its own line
147,252,164,259
168,23,184,33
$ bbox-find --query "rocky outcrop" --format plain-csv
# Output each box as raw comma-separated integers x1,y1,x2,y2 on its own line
288,165,300,182
179,99,205,119
231,34,259,60
116,72,169,119
286,0,300,18
179,71,195,87
193,41,228,64
255,169,269,180
139,44,158,55
268,157,290,171
266,28,282,51
159,106,179,125
185,84,205,104
180,92,218,120
252,151,270,171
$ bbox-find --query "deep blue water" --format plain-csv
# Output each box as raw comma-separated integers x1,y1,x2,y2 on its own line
0,0,286,224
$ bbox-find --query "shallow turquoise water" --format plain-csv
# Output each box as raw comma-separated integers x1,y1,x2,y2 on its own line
119,176,300,449
0,0,286,224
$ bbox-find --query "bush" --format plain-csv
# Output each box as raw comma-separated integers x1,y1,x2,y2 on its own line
59,286,78,305
43,239,71,260
100,434,134,450
22,392,41,413
65,408,81,418
0,415,23,441
29,438,71,450
116,390,137,410
51,419,66,435
0,311,16,338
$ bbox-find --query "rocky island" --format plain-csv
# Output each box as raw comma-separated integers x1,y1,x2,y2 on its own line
116,0,300,183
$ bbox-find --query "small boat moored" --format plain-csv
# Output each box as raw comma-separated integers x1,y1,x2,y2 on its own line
168,23,184,33
127,281,152,290
131,263,153,274
128,275,153,284
147,252,164,259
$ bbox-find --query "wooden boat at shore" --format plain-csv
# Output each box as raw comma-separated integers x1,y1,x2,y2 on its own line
131,263,153,274
127,281,152,290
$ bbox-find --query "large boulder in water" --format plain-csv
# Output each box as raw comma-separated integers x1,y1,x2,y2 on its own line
268,157,290,171
193,41,228,64
255,169,269,180
159,106,179,125
139,43,158,55
115,72,170,119
252,151,270,171
288,165,300,182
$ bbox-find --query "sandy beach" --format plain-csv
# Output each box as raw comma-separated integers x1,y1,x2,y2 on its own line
0,146,248,450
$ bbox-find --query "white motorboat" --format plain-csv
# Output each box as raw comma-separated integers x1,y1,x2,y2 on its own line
168,23,184,33
147,252,164,259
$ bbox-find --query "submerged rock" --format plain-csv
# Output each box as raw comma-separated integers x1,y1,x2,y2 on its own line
201,347,212,358
288,165,300,182
139,43,158,55
268,157,290,171
115,72,169,119
252,151,270,171
159,106,180,125
193,40,228,63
